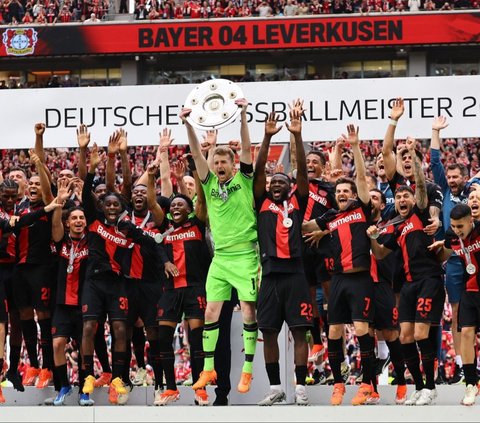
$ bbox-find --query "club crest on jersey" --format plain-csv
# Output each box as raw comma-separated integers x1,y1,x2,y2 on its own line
2,28,38,56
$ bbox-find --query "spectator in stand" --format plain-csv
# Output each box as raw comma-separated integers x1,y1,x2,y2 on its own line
22,10,34,22
310,0,322,13
256,0,273,15
212,1,225,17
283,0,298,15
332,0,343,13
148,6,159,19
224,1,238,16
424,0,435,9
188,0,202,18
46,5,57,23
408,0,420,10
35,8,47,22
174,2,184,18
200,1,211,17
321,0,332,13
57,5,73,22
84,11,100,22
297,0,310,13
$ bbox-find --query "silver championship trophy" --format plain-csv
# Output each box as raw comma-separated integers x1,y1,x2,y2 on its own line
184,79,244,130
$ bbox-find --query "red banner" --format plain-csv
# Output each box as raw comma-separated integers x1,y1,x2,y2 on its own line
1,12,480,57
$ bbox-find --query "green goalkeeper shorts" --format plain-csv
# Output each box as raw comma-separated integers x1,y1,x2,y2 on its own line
206,247,259,302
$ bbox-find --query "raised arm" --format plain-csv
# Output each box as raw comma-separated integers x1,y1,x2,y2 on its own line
158,128,174,198
51,178,74,242
146,162,165,227
253,112,282,199
76,124,90,181
179,108,209,181
236,98,252,166
431,116,448,151
287,98,306,175
118,129,132,201
348,125,369,205
408,137,428,210
34,122,47,164
82,143,101,220
202,130,217,172
29,149,54,204
430,116,449,191
33,123,53,185
193,168,207,222
172,158,188,197
286,106,308,197
382,98,404,180
106,130,121,194
331,137,345,172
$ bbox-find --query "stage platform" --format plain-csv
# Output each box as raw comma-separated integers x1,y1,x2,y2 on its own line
0,385,478,422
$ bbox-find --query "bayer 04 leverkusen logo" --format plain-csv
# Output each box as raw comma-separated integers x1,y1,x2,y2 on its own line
2,28,38,56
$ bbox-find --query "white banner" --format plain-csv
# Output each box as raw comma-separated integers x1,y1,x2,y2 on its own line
1,75,479,148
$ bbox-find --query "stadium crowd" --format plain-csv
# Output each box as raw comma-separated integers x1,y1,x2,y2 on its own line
0,95,479,408
0,0,477,25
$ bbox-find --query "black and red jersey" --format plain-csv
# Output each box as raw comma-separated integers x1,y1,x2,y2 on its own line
86,220,132,275
303,179,336,221
370,222,395,284
0,207,15,264
256,190,308,274
161,216,211,290
316,199,372,274
382,206,443,282
82,172,157,277
123,211,163,282
445,222,480,292
54,234,89,306
388,171,443,210
14,204,53,265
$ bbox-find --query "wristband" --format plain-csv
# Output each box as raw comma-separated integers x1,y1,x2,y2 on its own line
390,119,397,127
108,152,115,159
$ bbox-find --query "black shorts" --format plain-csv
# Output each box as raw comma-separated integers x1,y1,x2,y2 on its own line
257,272,313,332
127,278,163,328
392,250,405,294
458,291,480,329
327,271,374,325
82,271,129,322
0,263,15,313
13,263,54,312
373,281,399,331
303,245,332,287
398,276,445,324
157,286,206,323
52,304,83,341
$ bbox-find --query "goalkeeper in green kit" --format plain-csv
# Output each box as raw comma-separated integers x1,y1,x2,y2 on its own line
179,98,259,394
